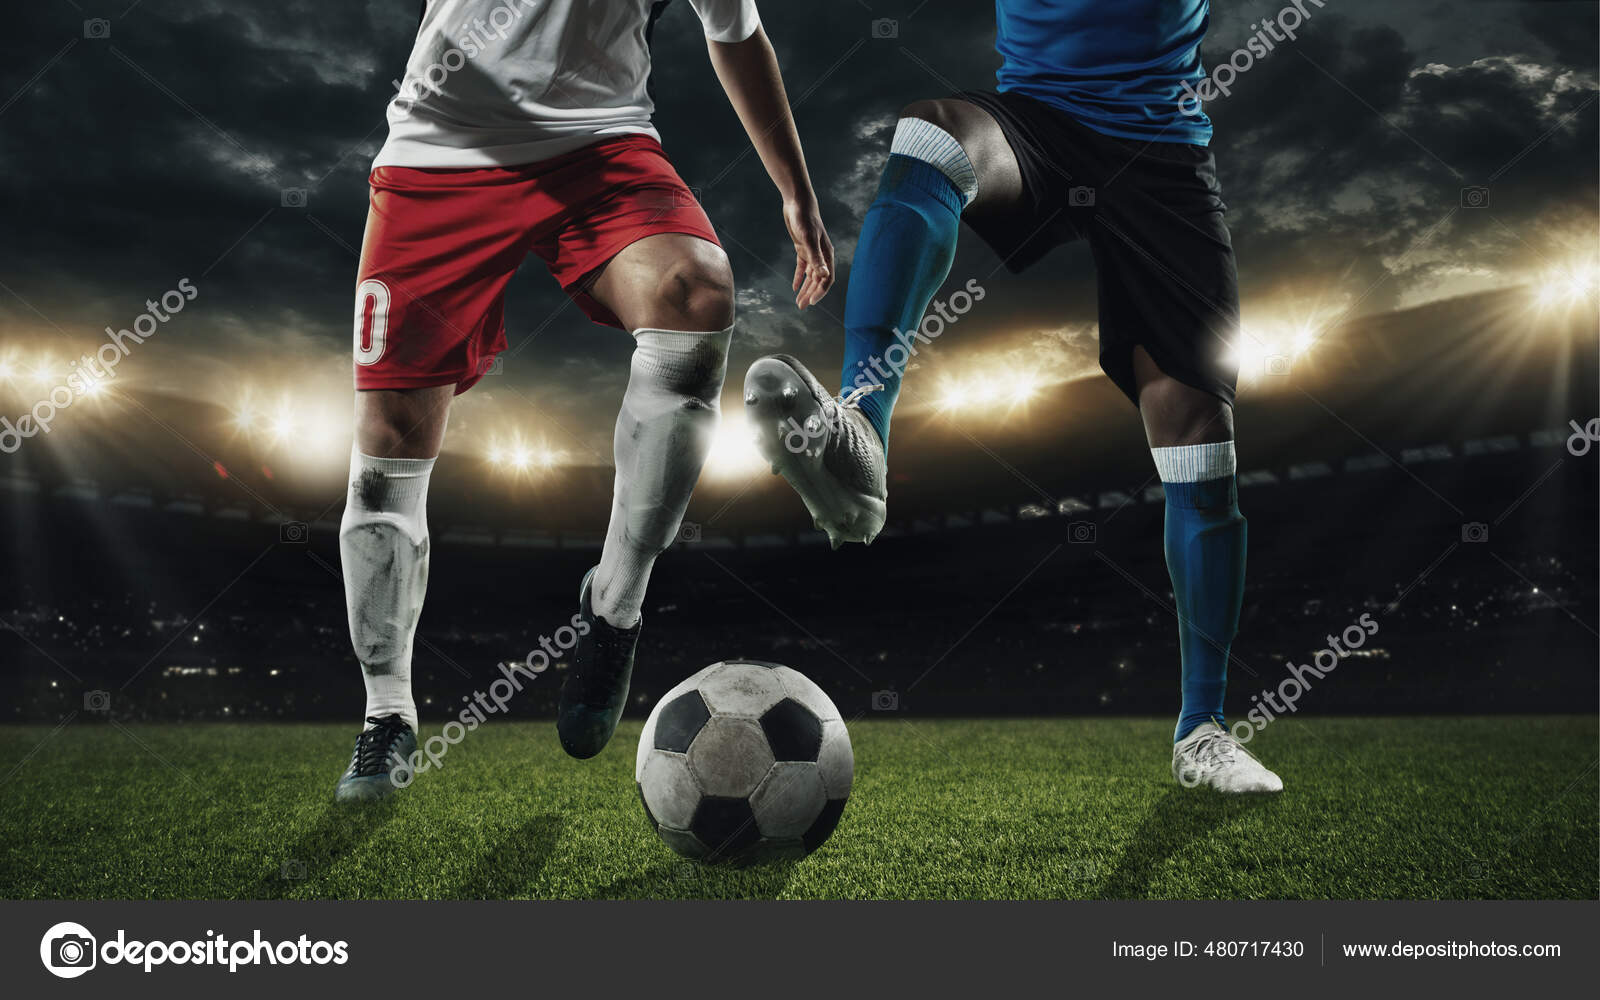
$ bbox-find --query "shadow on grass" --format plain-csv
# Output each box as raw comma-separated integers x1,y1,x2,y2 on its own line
1092,788,1276,899
246,799,402,899
439,813,565,898
594,857,799,899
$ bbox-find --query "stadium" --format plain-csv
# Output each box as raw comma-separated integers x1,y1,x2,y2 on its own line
2,279,1594,900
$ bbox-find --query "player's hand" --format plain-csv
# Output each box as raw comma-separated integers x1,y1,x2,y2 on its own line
784,195,834,310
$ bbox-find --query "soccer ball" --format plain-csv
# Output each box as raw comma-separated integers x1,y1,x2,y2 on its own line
635,659,853,864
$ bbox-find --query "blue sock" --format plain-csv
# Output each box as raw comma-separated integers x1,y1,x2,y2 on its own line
1156,442,1247,742
841,120,975,448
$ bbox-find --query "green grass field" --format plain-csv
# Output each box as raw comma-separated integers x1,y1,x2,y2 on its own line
0,717,1593,900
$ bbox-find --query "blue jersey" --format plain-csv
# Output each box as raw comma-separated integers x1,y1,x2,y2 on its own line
995,0,1213,145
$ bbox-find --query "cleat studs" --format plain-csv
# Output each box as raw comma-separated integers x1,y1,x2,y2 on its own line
781,384,797,402
744,390,757,405
803,414,822,434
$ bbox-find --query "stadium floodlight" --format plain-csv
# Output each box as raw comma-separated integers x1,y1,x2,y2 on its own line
1293,324,1316,353
702,415,765,478
269,405,296,441
1228,330,1269,375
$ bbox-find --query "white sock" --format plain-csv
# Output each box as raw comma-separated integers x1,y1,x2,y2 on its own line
1151,440,1236,483
891,117,979,206
339,448,434,730
591,326,731,628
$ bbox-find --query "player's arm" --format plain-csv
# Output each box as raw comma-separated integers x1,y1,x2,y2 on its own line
699,11,834,309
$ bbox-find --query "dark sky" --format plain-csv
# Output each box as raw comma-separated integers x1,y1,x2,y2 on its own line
0,0,1594,467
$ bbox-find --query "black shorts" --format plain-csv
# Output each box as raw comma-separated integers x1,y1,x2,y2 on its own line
957,89,1240,408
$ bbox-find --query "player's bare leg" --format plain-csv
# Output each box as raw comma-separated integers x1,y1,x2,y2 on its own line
745,98,1023,546
333,384,453,801
557,233,734,758
1134,347,1279,794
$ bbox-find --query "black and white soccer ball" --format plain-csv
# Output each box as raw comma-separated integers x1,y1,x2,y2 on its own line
636,660,852,864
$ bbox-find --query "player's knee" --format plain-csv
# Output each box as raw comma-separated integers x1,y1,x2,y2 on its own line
352,386,452,459
655,253,734,332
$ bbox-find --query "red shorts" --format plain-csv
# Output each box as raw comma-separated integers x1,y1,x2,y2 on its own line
352,134,720,393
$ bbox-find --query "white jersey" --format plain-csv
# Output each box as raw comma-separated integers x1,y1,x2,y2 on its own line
374,0,760,169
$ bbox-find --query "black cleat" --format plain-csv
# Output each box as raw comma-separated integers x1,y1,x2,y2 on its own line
557,567,641,759
333,714,417,803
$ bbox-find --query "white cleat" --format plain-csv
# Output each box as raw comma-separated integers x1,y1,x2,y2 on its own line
743,355,888,548
1172,721,1283,794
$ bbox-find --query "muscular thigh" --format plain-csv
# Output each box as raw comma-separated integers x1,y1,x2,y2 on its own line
899,98,1026,225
